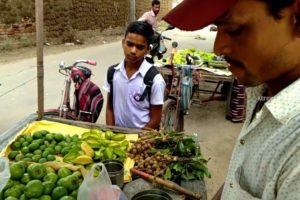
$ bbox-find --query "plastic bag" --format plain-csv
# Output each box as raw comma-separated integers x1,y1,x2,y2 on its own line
0,157,10,192
77,162,125,200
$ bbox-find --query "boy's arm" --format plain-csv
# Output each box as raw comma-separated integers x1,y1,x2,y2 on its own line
144,104,162,130
106,93,115,126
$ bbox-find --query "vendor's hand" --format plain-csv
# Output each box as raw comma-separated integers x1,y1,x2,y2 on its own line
212,184,224,200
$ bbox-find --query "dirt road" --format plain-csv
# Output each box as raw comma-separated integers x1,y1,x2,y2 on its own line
0,28,243,198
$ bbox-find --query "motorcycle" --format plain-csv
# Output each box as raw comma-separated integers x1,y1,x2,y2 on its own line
44,60,103,123
146,25,175,64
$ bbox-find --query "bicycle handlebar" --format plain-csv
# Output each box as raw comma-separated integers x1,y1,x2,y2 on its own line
72,59,97,67
162,36,172,41
58,59,97,75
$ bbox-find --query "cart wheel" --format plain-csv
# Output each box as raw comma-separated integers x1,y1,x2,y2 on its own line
161,99,184,132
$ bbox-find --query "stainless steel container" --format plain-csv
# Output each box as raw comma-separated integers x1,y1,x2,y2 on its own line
132,189,172,200
103,159,124,188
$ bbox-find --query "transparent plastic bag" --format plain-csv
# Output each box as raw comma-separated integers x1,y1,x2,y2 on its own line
0,157,10,192
78,162,126,200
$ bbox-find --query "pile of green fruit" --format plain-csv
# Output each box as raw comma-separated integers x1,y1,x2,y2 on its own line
162,48,216,65
7,128,131,167
8,130,81,164
0,161,82,200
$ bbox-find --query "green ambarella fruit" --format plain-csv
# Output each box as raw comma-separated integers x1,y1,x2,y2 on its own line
10,161,26,180
70,189,78,198
19,194,26,200
8,151,19,160
45,166,56,174
21,146,30,154
51,186,68,200
28,142,39,152
42,181,55,195
11,141,21,151
57,167,72,178
27,163,47,180
57,174,80,191
5,197,18,200
38,158,47,163
43,173,58,183
32,131,46,139
15,154,24,161
39,195,52,200
24,180,44,198
4,185,23,198
60,196,75,200
54,133,64,142
21,173,32,184
3,179,14,191
46,154,56,161
45,133,54,141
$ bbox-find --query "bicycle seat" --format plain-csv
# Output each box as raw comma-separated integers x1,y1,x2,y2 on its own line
71,66,92,83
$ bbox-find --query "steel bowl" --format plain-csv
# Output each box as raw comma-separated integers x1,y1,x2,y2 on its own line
132,189,172,200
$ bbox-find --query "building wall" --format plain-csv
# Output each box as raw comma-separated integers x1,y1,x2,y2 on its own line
0,0,129,40
0,0,172,43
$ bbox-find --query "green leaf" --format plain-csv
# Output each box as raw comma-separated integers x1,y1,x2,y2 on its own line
172,163,184,172
179,142,185,153
181,170,195,180
164,167,172,180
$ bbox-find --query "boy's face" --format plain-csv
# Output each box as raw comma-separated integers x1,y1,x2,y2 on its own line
214,0,298,87
122,33,150,65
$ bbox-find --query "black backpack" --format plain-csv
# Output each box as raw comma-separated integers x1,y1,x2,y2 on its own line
107,63,159,107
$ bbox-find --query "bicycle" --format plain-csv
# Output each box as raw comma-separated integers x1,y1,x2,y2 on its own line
159,42,195,132
44,59,103,123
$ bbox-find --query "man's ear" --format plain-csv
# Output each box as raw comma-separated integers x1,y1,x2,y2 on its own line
122,38,125,47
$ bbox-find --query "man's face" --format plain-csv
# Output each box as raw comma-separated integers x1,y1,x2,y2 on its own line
152,4,160,15
122,33,150,65
214,0,297,87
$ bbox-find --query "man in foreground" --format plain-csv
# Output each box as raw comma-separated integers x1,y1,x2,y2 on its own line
164,0,300,199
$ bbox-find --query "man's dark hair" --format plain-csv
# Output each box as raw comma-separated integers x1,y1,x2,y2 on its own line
264,0,295,19
152,0,160,6
125,21,154,46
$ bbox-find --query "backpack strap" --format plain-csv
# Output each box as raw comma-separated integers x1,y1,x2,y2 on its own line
107,64,118,107
138,66,159,102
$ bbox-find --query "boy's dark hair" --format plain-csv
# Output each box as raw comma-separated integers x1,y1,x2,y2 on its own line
264,0,295,19
152,0,160,6
125,21,154,46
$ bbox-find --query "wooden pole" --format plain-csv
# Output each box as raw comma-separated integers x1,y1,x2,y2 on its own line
129,0,136,22
35,0,44,120
131,168,202,200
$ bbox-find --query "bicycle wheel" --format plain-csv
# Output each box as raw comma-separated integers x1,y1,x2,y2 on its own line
161,99,184,132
